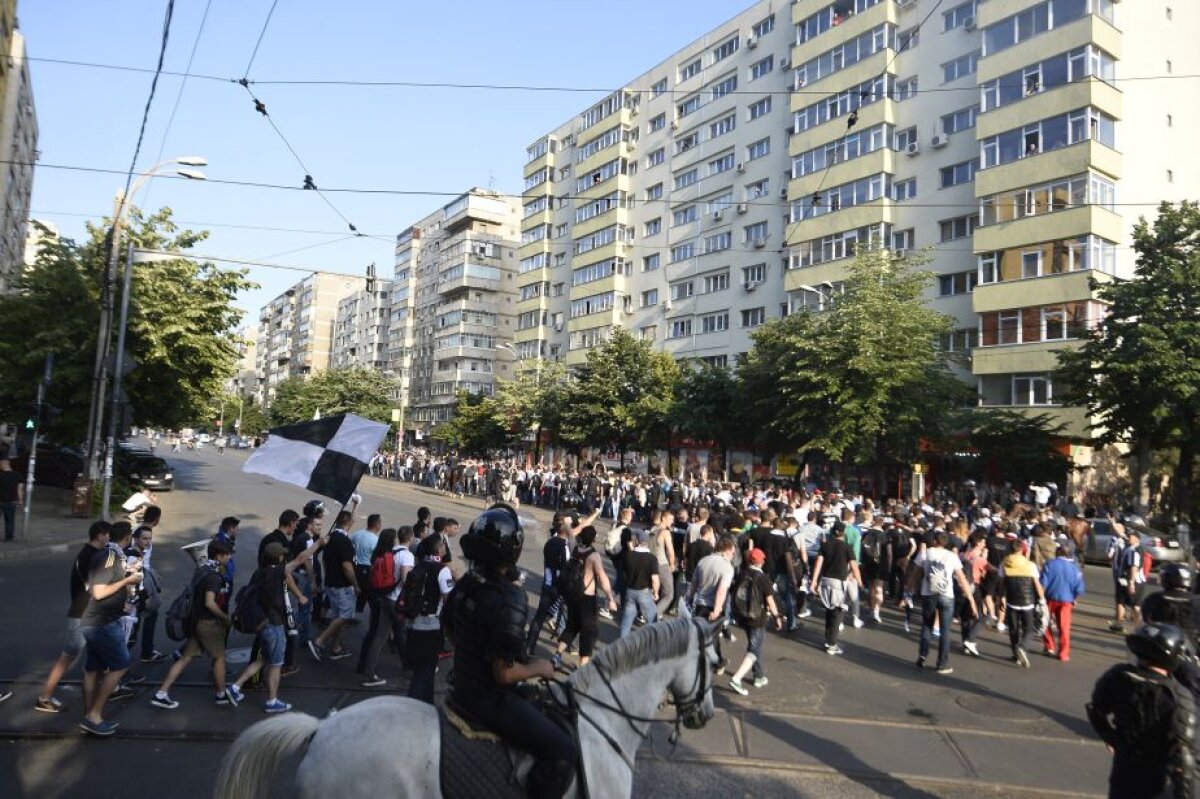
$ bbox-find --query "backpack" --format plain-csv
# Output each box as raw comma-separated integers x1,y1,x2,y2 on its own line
231,569,268,634
558,550,590,603
396,561,443,620
732,573,767,626
368,547,403,594
164,564,213,642
861,529,883,564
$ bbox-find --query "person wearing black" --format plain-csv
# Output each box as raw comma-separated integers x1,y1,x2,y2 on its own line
310,510,357,661
728,548,783,694
293,500,327,632
809,522,862,656
444,504,576,799
765,518,799,631
684,525,716,584
1142,564,1199,647
255,510,299,677
617,528,661,638
554,526,617,668
525,521,571,656
1089,623,1195,799
0,456,23,541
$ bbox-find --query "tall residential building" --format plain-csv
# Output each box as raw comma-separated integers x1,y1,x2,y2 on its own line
388,189,522,441
226,327,257,400
0,4,37,294
254,271,367,405
782,0,1196,473
519,4,793,370
332,264,393,370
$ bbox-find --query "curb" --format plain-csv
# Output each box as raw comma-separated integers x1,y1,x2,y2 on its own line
0,541,73,562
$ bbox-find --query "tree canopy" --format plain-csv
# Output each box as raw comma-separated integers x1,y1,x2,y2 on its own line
268,367,394,427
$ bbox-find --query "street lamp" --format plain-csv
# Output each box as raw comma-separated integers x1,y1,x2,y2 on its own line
95,163,207,518
85,157,209,481
383,369,406,451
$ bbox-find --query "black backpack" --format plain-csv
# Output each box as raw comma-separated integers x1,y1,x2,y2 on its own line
732,574,767,626
861,529,884,564
558,549,590,603
164,564,214,642
231,569,268,634
397,561,443,620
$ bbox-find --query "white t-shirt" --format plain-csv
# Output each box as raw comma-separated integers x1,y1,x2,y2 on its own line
122,491,153,513
387,546,416,602
915,547,963,598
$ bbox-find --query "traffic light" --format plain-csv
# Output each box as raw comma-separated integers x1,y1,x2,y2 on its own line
24,402,38,430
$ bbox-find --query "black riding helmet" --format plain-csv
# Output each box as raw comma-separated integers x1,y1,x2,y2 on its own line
1161,563,1193,592
461,503,523,567
303,499,325,518
1127,623,1188,671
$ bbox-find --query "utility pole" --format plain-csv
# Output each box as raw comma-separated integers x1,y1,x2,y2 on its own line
85,211,122,478
100,241,135,521
22,353,53,537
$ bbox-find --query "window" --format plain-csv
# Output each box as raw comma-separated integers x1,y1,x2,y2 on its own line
678,95,702,118
797,173,889,219
668,319,693,339
792,23,894,88
747,137,770,161
750,56,774,80
793,124,890,177
893,178,917,202
703,271,730,293
643,253,661,272
745,178,769,199
711,75,737,100
673,205,697,226
712,37,739,63
943,51,980,83
898,27,919,51
640,325,657,341
892,228,915,250
998,311,1021,344
553,283,564,297
939,214,978,241
670,242,696,262
710,114,737,139
649,113,667,132
796,0,885,45
570,292,616,319
748,96,772,120
752,14,775,37
790,224,888,269
980,107,1116,169
674,168,699,190
703,231,732,253
679,59,702,82
980,46,1115,113
939,327,979,353
646,183,663,201
894,126,917,151
671,281,695,300
700,312,729,334
741,307,766,328
983,0,1096,56
943,1,976,31
792,75,890,131
896,76,918,101
743,263,767,285
744,221,769,244
978,235,1117,284
708,153,735,175
651,78,668,97
706,192,734,214
1043,306,1067,340
942,105,978,134
940,159,978,188
645,218,662,236
1012,374,1053,405
642,289,659,307
938,270,977,296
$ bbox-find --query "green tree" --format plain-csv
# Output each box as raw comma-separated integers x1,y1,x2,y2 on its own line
563,329,680,468
429,390,508,455
673,360,751,479
268,367,394,426
493,360,569,460
205,393,270,437
965,409,1072,487
1059,201,1200,523
0,210,254,441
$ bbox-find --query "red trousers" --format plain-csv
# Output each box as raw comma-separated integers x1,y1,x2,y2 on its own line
1041,600,1072,659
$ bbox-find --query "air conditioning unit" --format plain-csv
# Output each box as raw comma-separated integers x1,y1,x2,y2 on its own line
736,162,746,173
671,120,679,131
893,248,910,258
896,0,915,8
736,202,748,214
661,300,672,312
712,210,723,221
746,36,758,49
930,134,949,149
780,57,790,69
906,142,921,156
963,16,976,31
743,281,760,291
553,322,563,332
752,239,766,249
779,187,788,198
627,139,637,151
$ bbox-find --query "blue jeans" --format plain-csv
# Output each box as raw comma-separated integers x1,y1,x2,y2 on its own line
919,594,955,668
617,587,657,638
260,624,286,666
1,500,16,540
293,571,313,643
773,574,796,629
743,625,765,679
81,620,132,673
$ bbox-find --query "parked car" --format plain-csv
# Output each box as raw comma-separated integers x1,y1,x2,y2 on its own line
197,433,212,444
125,456,173,491
12,445,85,489
1083,517,1185,566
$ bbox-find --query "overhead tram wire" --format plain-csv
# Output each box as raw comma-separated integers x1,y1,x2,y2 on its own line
243,0,280,79
117,0,177,209
30,208,395,239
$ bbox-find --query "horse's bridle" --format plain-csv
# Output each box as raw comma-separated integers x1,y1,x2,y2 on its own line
671,618,717,737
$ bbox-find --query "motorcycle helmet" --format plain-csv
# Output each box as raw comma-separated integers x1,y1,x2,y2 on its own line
1126,623,1188,671
1161,563,1193,592
461,503,524,567
303,499,326,518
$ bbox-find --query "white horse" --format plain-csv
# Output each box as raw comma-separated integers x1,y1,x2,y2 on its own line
214,617,718,799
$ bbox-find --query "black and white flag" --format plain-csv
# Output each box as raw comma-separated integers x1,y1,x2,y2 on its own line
242,414,388,504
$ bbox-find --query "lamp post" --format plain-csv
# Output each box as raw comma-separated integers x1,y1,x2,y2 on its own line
97,163,207,518
383,369,406,452
86,157,208,481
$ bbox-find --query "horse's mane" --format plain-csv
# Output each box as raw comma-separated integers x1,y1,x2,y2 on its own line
571,617,694,687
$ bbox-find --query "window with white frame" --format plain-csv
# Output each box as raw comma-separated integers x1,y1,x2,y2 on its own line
704,231,732,253
748,97,772,120
651,78,668,97
647,147,665,167
943,1,976,31
646,183,663,201
750,56,774,80
896,76,918,101
711,75,737,100
894,126,917,151
649,113,667,132
642,288,659,307
939,214,978,241
703,271,730,293
894,178,917,202
710,114,736,139
676,131,700,153
707,192,734,214
673,205,698,226
678,95,702,118
668,318,693,339
645,218,662,236
941,105,979,134
752,15,775,37
674,168,699,190
679,59,702,82
640,325,657,341
940,159,978,188
898,27,919,51
741,307,766,328
747,137,770,161
892,228,915,250
643,253,660,272
744,221,769,243
1012,374,1053,405
670,280,695,300
743,263,767,285
700,311,729,334
670,242,696,262
712,37,738,63
745,178,769,199
980,47,1116,113
943,51,981,83
938,270,977,296
1042,306,1067,340
998,310,1020,344
709,153,735,175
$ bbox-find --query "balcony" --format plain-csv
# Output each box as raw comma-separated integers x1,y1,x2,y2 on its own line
442,194,512,233
975,139,1121,197
972,269,1110,314
973,204,1123,254
971,339,1082,376
977,80,1122,140
978,13,1122,82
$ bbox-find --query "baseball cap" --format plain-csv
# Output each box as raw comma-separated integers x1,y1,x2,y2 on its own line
263,542,287,560
748,548,766,566
632,528,649,544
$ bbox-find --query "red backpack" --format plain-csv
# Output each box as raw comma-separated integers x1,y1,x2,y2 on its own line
368,547,404,593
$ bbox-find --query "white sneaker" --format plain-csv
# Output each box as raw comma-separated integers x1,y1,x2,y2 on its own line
839,623,844,632
871,611,882,624
798,608,813,619
963,641,980,658
996,622,1008,633
852,616,864,629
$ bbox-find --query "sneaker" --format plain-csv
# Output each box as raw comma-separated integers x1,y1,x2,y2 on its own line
222,686,240,707
263,699,292,714
150,693,179,710
79,718,117,736
215,694,231,705
839,623,844,632
915,656,926,669
171,649,184,662
107,686,137,702
996,622,1008,633
826,645,844,656
361,676,386,688
963,641,980,658
715,658,728,676
598,607,614,620
140,651,166,663
937,666,954,675
871,611,882,624
280,665,300,678
35,696,65,714
122,674,146,687
852,617,865,629
307,641,323,661
1044,649,1058,658
329,649,353,661
752,677,769,688
728,678,749,696
1108,622,1125,633
798,607,813,619
904,619,911,633
0,688,11,704
1016,648,1030,669
932,627,941,638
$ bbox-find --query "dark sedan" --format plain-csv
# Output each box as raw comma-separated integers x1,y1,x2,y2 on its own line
125,456,173,491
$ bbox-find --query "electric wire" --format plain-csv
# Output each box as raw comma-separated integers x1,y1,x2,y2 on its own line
117,0,176,212
243,0,280,79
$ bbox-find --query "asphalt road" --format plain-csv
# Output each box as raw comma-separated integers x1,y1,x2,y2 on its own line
0,444,1131,798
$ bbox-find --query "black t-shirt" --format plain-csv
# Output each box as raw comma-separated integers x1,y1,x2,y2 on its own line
258,530,290,568
416,532,454,563
0,469,20,502
322,530,355,588
818,538,852,581
739,569,777,629
623,550,658,590
80,546,129,626
766,531,795,579
258,565,287,626
195,568,231,621
685,539,714,581
542,536,570,583
68,543,101,618
292,519,323,580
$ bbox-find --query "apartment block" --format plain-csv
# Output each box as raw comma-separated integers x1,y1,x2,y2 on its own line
388,189,521,441
519,3,793,370
332,264,392,370
0,3,37,294
254,271,368,405
781,0,1196,466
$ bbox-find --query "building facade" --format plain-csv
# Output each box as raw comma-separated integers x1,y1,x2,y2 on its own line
387,189,522,441
0,4,37,294
254,271,367,405
332,264,392,370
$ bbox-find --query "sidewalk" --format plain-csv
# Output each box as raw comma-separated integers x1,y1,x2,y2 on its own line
0,487,94,561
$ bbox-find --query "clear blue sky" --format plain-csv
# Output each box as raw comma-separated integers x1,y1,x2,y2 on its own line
22,0,758,315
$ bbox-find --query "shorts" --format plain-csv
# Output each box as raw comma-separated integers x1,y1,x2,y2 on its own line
1114,577,1138,608
259,624,286,667
326,585,356,620
81,620,132,673
182,619,228,659
859,560,880,583
61,617,85,658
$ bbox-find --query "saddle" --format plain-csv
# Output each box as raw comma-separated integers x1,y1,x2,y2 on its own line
439,690,580,799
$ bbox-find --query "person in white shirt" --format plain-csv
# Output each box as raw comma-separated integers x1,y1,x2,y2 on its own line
406,537,454,704
911,530,977,675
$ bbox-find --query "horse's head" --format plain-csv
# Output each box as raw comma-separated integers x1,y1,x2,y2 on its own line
672,618,718,731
